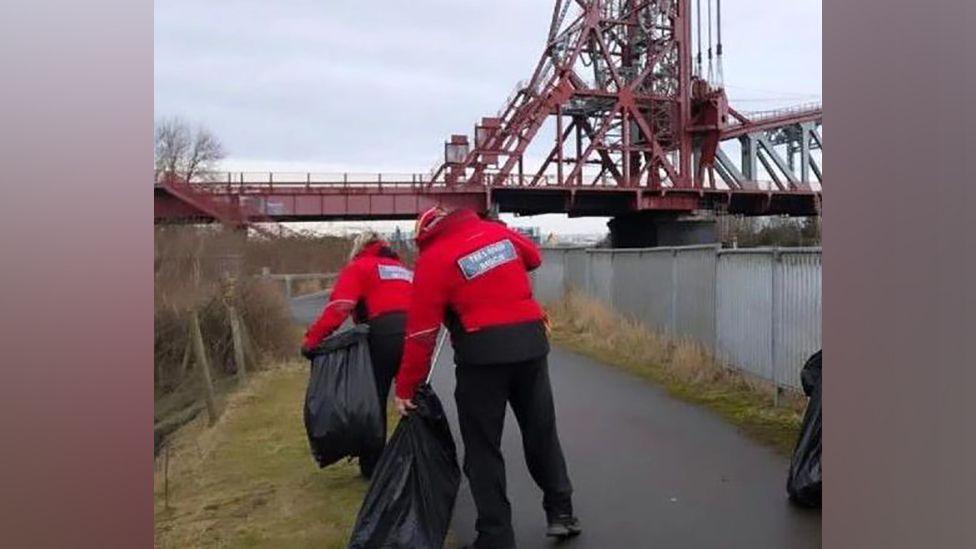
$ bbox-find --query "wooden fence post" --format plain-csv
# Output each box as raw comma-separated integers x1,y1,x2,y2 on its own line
189,310,218,425
177,339,191,382
239,317,260,370
228,304,247,380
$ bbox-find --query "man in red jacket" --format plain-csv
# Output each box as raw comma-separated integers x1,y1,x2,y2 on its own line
302,231,412,478
395,207,580,549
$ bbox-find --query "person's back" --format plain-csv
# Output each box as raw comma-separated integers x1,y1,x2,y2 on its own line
402,210,548,372
303,233,412,477
303,239,411,346
395,208,580,549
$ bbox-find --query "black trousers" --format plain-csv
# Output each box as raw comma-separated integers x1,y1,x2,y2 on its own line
455,355,574,549
359,329,404,476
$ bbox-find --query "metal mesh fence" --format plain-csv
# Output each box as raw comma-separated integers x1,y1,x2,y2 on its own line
538,246,822,390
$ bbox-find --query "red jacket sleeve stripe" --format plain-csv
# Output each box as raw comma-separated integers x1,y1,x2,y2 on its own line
303,263,364,348
394,256,450,399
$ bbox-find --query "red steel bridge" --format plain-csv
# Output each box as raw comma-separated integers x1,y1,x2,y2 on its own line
155,0,822,229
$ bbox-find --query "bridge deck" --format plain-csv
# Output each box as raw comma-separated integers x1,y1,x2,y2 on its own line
155,179,820,223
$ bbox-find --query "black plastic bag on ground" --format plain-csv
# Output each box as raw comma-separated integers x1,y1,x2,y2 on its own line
304,325,384,468
788,350,822,507
348,384,460,549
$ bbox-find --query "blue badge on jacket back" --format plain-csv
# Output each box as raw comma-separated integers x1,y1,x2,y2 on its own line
377,264,413,282
457,239,517,280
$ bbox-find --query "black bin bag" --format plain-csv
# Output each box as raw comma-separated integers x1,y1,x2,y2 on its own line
304,325,384,468
348,384,460,549
787,350,822,507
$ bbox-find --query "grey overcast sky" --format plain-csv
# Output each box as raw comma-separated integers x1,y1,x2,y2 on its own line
155,0,821,234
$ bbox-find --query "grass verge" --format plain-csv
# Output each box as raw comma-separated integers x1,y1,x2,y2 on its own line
547,290,806,455
154,363,371,548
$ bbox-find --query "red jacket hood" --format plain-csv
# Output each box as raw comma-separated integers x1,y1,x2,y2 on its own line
415,209,481,251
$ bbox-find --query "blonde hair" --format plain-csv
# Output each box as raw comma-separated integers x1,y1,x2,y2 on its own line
349,230,382,260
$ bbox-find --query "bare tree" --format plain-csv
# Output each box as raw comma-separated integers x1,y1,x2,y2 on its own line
155,117,226,182
718,214,822,248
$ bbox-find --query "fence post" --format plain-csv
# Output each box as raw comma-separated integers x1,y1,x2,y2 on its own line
771,247,781,406
189,310,219,426
670,248,678,334
240,317,260,370
164,443,171,510
609,250,616,311
713,248,720,357
228,304,247,380
177,340,191,382
563,250,571,298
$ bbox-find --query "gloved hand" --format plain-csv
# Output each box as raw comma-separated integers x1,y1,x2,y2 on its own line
301,345,317,361
542,311,553,338
395,396,416,417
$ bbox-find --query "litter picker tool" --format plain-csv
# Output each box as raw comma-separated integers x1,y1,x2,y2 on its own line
425,326,448,384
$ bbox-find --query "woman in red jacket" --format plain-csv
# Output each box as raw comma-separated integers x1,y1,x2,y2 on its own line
302,231,412,478
395,208,580,548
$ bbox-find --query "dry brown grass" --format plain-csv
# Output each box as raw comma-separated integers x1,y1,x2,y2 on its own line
152,227,407,548
154,279,296,392
547,289,805,454
241,230,351,275
154,363,369,549
153,226,347,390
153,225,348,444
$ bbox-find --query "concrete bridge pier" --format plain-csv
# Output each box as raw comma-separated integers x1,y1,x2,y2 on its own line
607,212,718,248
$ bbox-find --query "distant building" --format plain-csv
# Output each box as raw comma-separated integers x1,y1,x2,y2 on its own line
513,226,542,244
544,233,607,247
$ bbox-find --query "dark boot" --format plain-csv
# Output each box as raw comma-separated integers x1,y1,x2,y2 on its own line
546,514,582,538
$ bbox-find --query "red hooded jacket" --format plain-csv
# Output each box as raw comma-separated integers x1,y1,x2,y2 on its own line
303,241,413,349
395,209,548,399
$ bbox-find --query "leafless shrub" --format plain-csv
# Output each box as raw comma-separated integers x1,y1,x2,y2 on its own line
154,225,346,395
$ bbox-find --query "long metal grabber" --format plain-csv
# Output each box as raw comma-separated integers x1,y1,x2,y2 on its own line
424,327,449,385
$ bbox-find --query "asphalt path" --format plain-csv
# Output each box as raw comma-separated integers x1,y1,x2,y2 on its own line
291,293,821,548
